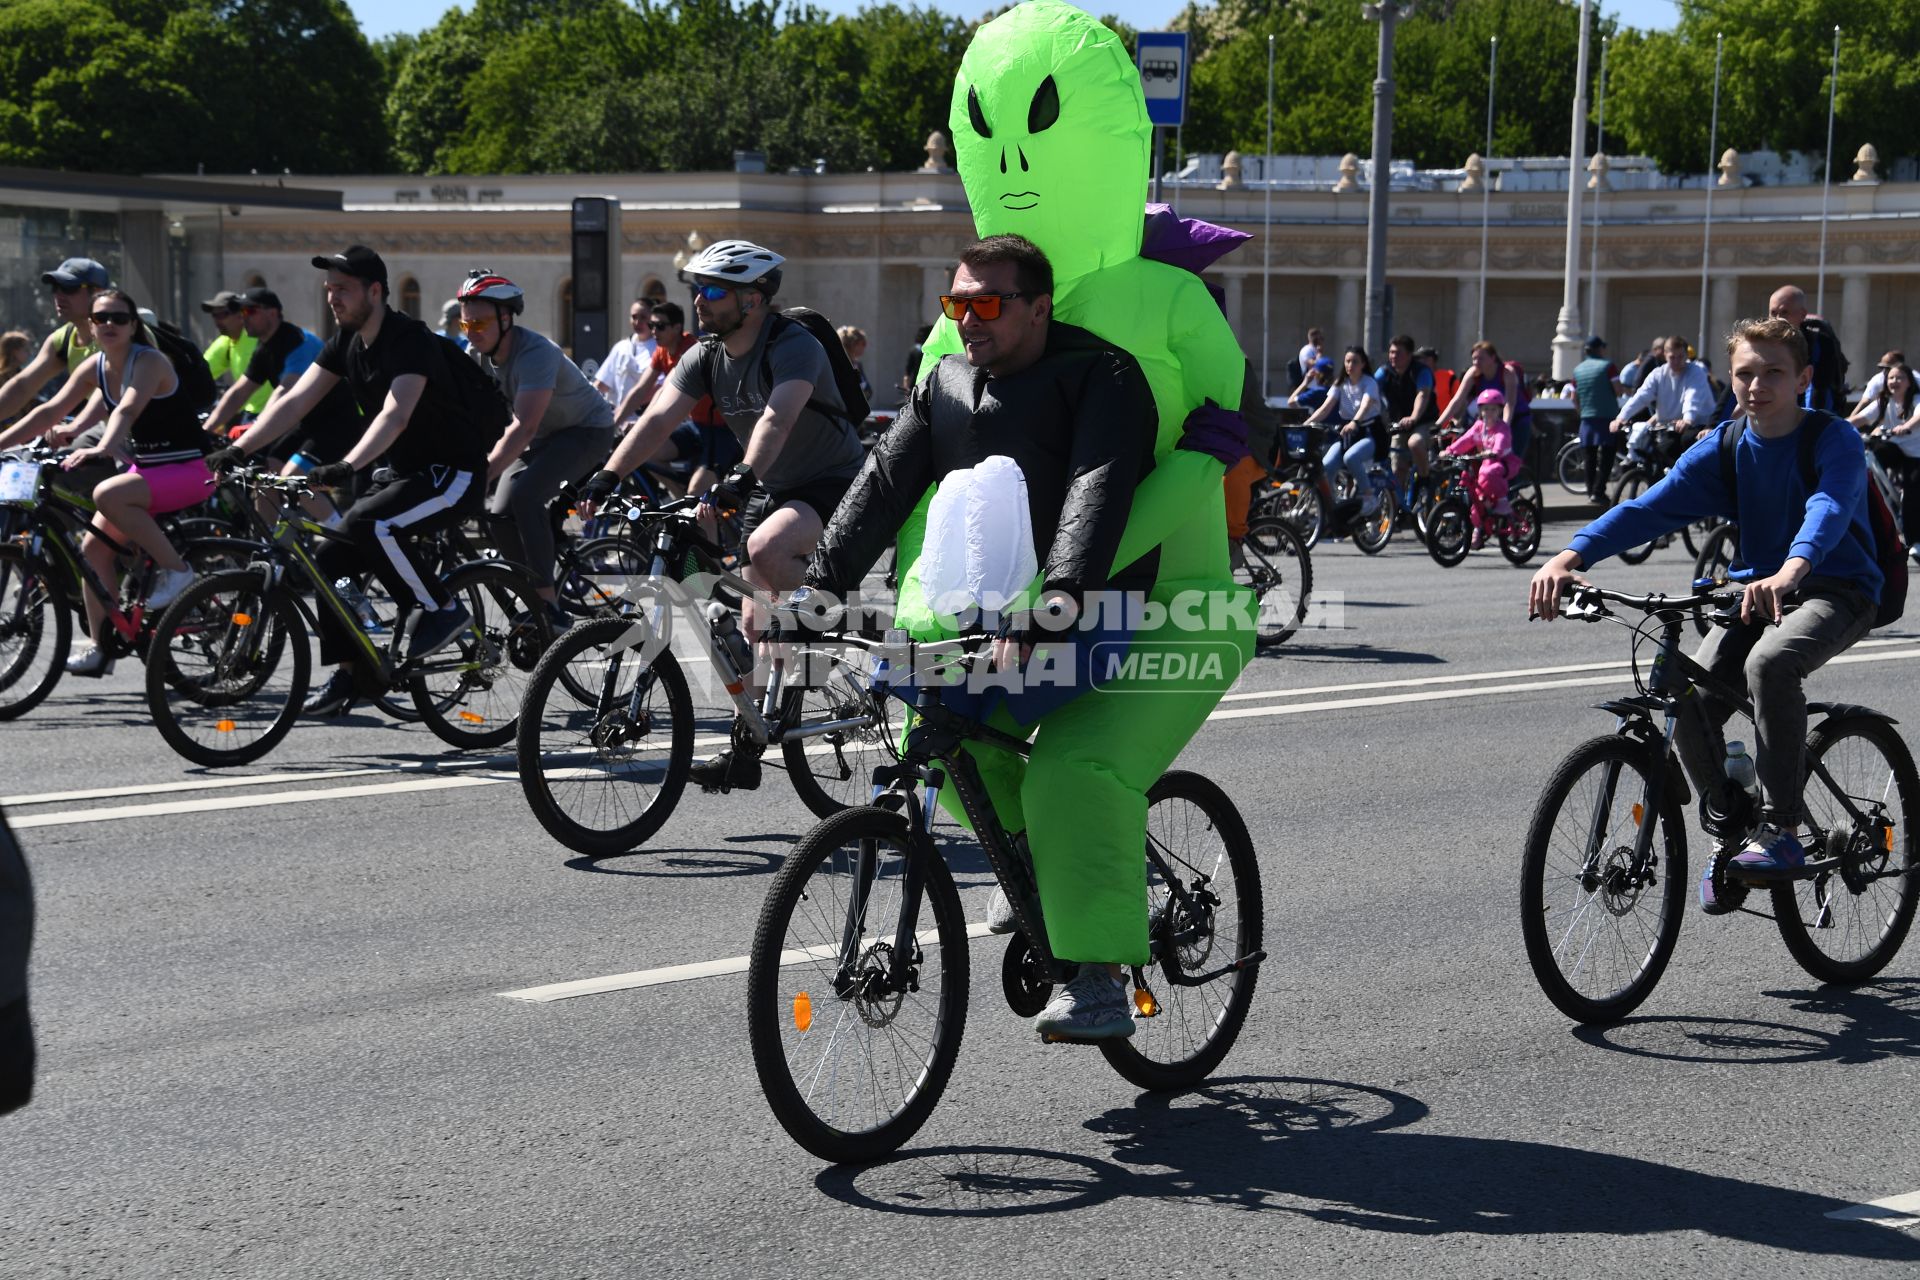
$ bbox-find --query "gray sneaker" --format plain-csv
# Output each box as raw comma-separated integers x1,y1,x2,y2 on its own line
985,888,1018,935
1033,965,1135,1041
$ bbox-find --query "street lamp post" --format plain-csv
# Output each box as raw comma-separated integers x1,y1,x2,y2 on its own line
673,229,707,331
1361,1,1411,356
1550,0,1594,382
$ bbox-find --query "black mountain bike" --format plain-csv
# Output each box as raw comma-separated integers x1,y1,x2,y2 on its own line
747,633,1265,1163
1520,581,1918,1024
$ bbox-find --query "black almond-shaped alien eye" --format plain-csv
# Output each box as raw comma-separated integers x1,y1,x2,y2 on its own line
1028,75,1060,133
967,84,993,139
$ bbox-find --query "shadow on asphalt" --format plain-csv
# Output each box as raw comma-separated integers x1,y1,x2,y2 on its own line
815,1074,1920,1257
563,846,787,878
1570,979,1920,1066
1265,641,1446,664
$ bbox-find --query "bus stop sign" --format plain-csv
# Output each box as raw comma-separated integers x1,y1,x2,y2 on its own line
1137,32,1189,128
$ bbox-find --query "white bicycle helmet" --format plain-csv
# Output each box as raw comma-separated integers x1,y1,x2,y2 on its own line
457,269,525,315
681,240,785,291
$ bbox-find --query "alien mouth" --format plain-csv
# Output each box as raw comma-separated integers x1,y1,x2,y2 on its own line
999,192,1040,210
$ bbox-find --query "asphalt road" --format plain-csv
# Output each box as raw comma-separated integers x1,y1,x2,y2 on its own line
5,518,1919,1278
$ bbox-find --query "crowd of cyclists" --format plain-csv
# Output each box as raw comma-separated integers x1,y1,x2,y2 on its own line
2,238,1914,1056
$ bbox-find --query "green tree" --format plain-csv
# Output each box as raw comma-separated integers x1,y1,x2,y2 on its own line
1607,0,1920,178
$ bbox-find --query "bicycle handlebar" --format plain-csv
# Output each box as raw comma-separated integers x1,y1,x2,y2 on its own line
1559,580,1746,623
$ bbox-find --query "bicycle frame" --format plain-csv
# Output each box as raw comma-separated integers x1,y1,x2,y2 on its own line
10,470,159,651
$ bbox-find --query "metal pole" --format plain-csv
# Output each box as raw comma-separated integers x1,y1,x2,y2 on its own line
1588,37,1607,329
1262,34,1274,401
1174,125,1183,214
1151,127,1164,206
1551,0,1592,380
1816,25,1840,315
1477,36,1497,343
1363,3,1401,357
1698,32,1722,349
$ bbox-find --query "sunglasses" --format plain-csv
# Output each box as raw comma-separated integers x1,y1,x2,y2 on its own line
939,292,1027,322
649,320,673,330
460,316,496,333
90,310,133,326
693,284,734,302
50,282,85,296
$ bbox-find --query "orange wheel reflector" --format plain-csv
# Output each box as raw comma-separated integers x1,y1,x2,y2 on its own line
458,711,485,724
230,612,254,626
1631,802,1645,826
1133,987,1157,1017
1887,825,1897,853
215,719,237,733
793,992,813,1032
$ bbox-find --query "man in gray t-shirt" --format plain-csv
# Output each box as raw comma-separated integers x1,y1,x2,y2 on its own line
458,271,616,618
665,314,864,492
577,238,864,793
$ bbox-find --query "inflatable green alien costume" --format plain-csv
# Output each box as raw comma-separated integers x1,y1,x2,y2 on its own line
889,0,1255,968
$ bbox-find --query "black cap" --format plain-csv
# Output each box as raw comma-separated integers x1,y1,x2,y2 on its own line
1583,334,1607,355
239,286,283,312
42,257,111,289
1414,346,1440,361
310,244,388,286
200,290,245,313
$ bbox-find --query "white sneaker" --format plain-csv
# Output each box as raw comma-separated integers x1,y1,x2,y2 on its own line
65,645,114,677
985,888,1018,935
146,566,195,610
1033,966,1135,1041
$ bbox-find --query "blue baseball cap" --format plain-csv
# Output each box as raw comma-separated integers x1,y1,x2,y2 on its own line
41,258,110,289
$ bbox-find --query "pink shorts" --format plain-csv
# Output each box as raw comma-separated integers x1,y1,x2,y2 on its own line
129,457,215,516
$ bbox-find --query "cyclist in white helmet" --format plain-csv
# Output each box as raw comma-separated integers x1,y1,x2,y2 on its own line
578,238,866,791
457,269,614,626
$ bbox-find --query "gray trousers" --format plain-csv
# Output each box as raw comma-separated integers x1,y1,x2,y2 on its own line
1672,580,1876,827
486,425,614,588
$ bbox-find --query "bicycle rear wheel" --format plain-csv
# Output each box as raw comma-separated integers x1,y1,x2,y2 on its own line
516,615,694,855
1520,735,1687,1024
411,561,551,749
1240,517,1312,647
1556,439,1587,495
1101,771,1264,1090
780,648,898,818
0,546,68,721
145,570,307,767
1613,471,1658,564
748,805,969,1163
1260,474,1324,550
1498,497,1541,565
1351,490,1395,556
1773,716,1920,983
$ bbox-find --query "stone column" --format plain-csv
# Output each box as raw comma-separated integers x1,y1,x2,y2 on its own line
1707,275,1739,360
1454,273,1481,363
1586,273,1610,350
1334,274,1362,350
1223,274,1246,349
1840,274,1871,363
921,264,949,318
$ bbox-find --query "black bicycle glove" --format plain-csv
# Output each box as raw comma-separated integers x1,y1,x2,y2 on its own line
308,461,354,489
204,444,247,474
709,463,756,514
578,469,620,505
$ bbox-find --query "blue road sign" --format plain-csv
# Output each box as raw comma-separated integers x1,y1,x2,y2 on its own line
1137,32,1189,128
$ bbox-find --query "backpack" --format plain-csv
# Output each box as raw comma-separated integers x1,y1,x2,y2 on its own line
145,321,217,415
701,308,870,428
438,331,513,449
1716,412,1907,628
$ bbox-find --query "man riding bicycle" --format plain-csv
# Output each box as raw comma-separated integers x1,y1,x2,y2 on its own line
1531,317,1885,912
213,245,488,717
577,238,864,790
797,235,1166,1042
1609,334,1715,466
457,269,615,626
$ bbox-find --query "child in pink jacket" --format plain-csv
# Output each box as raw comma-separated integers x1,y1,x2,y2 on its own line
1444,388,1518,547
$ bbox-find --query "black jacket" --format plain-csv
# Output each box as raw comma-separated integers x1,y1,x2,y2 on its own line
807,320,1158,606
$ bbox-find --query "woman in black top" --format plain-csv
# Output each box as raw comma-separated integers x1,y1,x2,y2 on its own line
0,288,203,675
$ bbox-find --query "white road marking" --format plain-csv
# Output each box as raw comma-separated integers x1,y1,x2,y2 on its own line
1825,1189,1920,1228
14,644,1919,829
499,922,996,1003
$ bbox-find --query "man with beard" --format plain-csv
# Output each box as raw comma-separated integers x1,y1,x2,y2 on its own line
212,245,486,716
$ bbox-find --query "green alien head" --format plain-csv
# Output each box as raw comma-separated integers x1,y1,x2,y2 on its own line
949,0,1150,284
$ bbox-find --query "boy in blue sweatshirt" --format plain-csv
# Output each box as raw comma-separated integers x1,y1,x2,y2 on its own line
1530,317,1883,912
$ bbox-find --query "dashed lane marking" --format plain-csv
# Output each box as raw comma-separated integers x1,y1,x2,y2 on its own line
1825,1189,1920,1229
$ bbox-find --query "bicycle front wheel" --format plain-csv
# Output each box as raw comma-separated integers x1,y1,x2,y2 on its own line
1556,439,1587,495
145,570,308,767
747,805,969,1164
411,561,552,749
1774,716,1920,983
1240,517,1312,647
1520,735,1687,1024
1351,493,1395,556
1613,471,1657,563
780,648,898,819
516,615,694,855
0,545,69,721
1425,497,1471,567
1100,771,1264,1090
